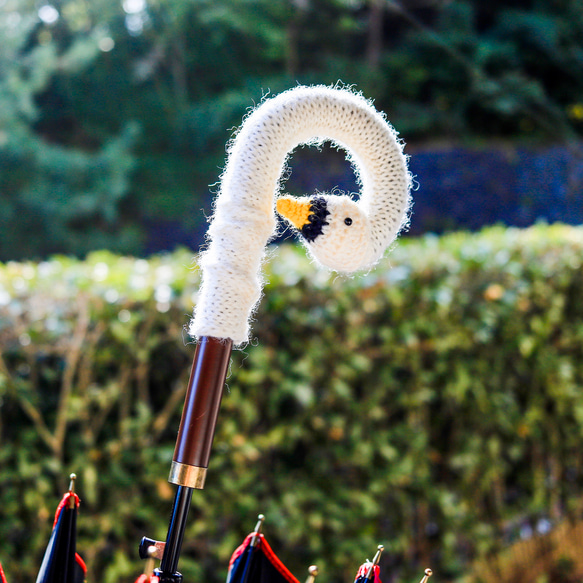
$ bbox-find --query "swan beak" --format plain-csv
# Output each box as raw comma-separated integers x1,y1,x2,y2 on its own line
276,196,312,230
276,196,330,242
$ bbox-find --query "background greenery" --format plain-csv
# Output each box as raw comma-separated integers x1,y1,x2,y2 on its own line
2,225,583,582
2,0,583,260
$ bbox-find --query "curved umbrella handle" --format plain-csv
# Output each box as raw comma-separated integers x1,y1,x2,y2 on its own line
172,85,411,486
190,85,411,346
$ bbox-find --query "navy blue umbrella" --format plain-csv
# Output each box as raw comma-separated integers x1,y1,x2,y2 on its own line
36,474,86,583
227,516,301,583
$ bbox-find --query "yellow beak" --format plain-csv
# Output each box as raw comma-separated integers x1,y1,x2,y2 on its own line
276,196,312,230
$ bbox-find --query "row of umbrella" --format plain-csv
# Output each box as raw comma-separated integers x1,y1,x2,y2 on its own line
0,478,431,583
220,515,430,583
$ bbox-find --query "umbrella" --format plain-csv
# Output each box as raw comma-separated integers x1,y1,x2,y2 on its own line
354,546,385,583
36,473,86,583
142,85,411,581
226,515,303,583
354,547,433,583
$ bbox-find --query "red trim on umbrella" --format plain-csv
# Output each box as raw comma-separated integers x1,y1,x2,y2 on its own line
257,534,299,583
355,563,382,583
228,533,253,569
0,561,7,583
75,553,87,574
52,492,80,528
228,533,300,583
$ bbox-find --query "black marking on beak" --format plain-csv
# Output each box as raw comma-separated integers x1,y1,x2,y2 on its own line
301,197,330,242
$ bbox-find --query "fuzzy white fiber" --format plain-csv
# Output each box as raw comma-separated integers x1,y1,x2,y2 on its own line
190,85,411,346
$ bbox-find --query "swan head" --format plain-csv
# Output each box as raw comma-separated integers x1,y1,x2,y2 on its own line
276,194,372,273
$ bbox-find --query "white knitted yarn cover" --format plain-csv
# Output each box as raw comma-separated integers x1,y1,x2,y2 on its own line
190,85,411,345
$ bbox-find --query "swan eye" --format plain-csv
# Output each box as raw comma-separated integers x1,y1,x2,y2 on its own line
344,217,353,226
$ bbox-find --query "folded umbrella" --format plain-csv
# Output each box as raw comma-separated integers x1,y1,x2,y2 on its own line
354,546,433,583
36,474,86,583
226,515,300,583
354,545,384,583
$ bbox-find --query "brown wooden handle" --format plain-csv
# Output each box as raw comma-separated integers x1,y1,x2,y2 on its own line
169,336,232,488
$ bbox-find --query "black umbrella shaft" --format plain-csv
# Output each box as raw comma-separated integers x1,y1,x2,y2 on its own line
155,336,232,581
158,486,193,580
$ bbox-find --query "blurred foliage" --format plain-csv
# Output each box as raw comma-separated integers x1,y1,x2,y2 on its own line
1,0,583,260
0,0,141,261
1,225,583,581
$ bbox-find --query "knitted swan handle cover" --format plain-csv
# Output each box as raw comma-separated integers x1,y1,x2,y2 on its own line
191,85,411,345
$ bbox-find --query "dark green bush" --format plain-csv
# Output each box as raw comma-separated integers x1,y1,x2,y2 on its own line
1,225,583,582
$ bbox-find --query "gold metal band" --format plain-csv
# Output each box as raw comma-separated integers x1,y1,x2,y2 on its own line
169,461,207,489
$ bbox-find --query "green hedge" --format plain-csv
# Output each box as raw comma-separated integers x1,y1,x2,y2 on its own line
1,225,583,583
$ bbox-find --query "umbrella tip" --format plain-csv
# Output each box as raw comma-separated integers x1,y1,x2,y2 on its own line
372,545,384,566
305,565,319,583
364,545,384,580
145,545,158,575
254,514,265,533
250,514,265,547
419,568,433,583
67,473,78,509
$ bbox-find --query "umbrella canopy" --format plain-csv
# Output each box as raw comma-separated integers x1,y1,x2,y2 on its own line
226,516,299,583
36,474,86,583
